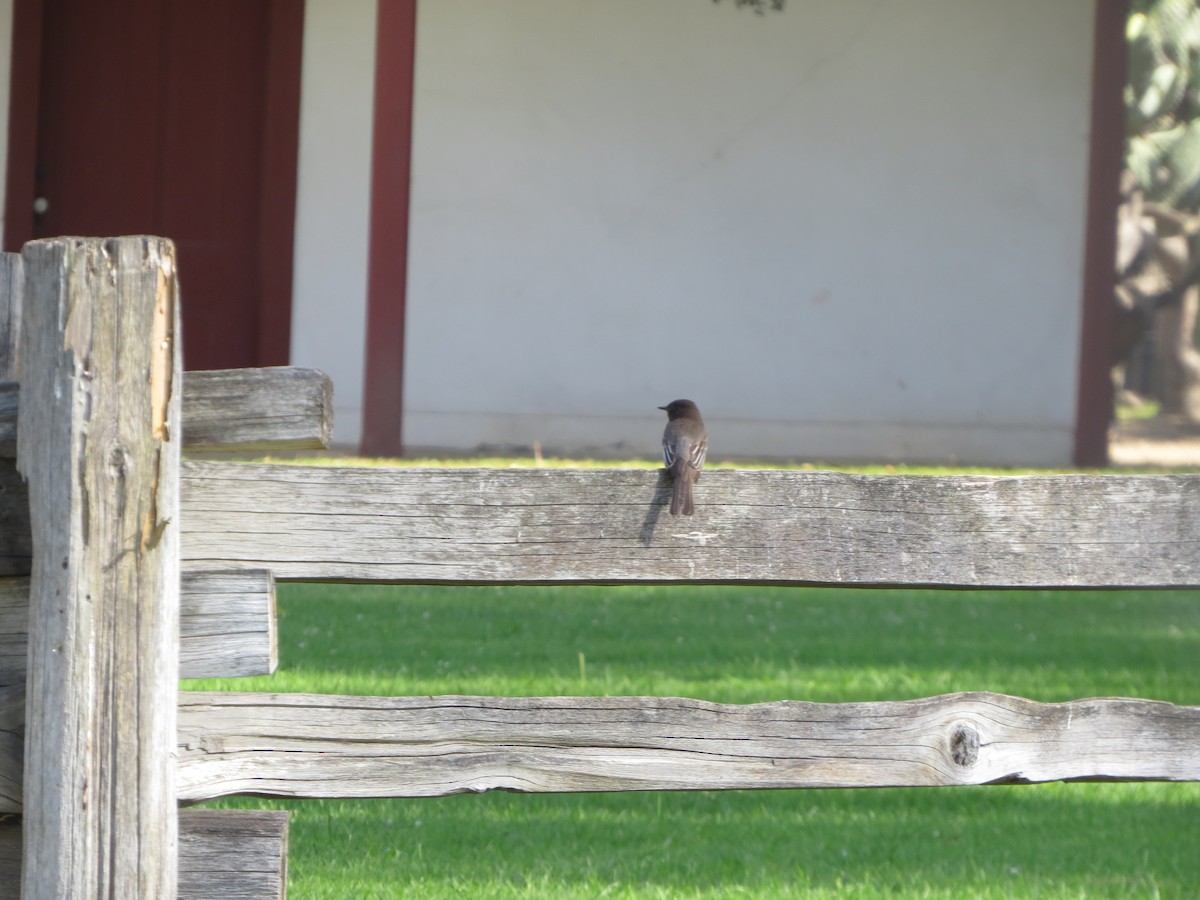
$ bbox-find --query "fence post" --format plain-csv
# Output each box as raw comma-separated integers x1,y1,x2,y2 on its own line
17,238,181,898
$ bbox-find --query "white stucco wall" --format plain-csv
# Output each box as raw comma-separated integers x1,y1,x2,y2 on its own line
403,0,1095,465
289,0,377,445
0,0,1099,462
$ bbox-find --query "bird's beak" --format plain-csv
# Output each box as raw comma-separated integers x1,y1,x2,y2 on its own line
657,405,668,411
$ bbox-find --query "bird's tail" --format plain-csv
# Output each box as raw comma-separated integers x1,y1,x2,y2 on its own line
670,474,694,516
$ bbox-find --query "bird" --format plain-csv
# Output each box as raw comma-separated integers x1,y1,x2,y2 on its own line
659,399,707,515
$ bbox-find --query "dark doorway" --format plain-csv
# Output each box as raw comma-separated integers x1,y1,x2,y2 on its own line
5,0,303,370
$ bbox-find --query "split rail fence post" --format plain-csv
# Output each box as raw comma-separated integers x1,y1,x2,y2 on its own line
17,237,182,899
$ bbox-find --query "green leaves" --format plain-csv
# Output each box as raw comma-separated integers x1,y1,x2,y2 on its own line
1127,2,1200,208
1127,1,1200,126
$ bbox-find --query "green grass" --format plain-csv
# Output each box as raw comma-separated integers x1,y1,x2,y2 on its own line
247,453,1198,475
1115,399,1162,422
185,583,1200,898
258,455,1064,474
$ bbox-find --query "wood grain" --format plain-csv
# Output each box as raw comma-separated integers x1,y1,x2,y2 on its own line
0,252,20,461
17,237,181,899
0,252,20,380
167,691,1200,803
0,569,277,685
178,569,279,679
0,462,24,577
178,463,1200,588
0,810,289,900
6,457,1200,589
6,246,329,455
175,809,288,900
0,366,333,457
3,689,1193,814
0,686,18,813
174,366,332,453
0,384,15,458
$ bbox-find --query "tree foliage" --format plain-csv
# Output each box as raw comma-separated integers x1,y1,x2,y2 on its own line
1120,1,1200,420
1127,0,1200,208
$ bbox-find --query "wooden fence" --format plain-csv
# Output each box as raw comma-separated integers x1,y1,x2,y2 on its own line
0,236,1197,897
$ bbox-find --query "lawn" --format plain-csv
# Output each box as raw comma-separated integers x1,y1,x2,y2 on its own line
184,580,1200,898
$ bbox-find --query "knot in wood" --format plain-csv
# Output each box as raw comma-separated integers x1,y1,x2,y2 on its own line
107,445,129,481
949,723,980,768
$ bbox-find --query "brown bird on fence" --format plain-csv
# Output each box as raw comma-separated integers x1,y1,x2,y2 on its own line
659,399,707,515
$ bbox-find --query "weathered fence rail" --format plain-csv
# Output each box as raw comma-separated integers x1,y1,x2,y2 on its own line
6,464,1199,587
0,366,332,458
0,569,278,683
0,810,289,898
179,464,1198,587
1,237,1197,898
170,691,1200,798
